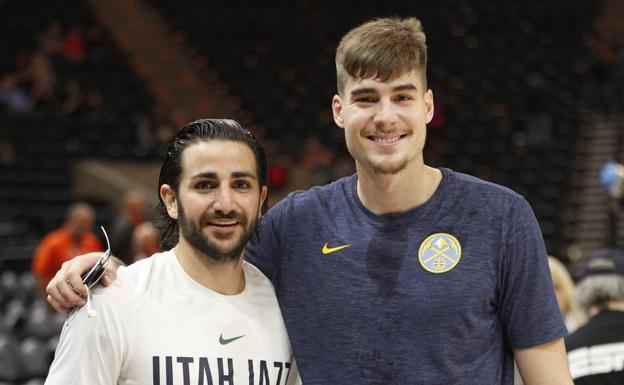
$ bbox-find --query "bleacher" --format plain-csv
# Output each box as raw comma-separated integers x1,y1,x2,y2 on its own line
0,0,159,382
0,0,157,272
147,0,598,255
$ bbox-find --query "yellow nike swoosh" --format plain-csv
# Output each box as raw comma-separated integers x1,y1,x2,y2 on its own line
322,243,351,254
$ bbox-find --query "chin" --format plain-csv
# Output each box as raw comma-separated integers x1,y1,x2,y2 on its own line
369,160,408,175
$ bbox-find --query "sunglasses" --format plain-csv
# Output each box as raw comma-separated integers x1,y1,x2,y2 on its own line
65,226,111,324
81,226,111,288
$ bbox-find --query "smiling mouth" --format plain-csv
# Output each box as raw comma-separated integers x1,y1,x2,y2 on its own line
367,134,408,144
206,220,240,228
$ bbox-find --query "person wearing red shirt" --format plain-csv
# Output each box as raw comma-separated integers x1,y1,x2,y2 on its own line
31,202,102,294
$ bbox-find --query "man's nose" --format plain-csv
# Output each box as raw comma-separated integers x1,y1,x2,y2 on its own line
213,186,235,214
372,99,399,129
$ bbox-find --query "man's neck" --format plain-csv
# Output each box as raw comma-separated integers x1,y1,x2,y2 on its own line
174,241,245,295
356,161,442,215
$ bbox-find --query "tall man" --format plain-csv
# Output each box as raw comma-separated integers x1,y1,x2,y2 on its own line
47,17,572,384
45,119,300,385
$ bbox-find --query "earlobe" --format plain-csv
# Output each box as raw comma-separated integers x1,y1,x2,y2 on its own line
160,184,178,219
332,95,345,128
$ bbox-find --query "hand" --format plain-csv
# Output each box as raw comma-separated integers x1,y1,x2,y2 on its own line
46,252,120,313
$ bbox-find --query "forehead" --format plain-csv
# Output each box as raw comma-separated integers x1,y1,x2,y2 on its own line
344,70,425,93
180,140,257,179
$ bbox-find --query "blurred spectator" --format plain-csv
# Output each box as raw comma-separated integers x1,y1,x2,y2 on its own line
549,256,586,332
268,153,293,190
61,78,84,116
130,221,160,262
565,248,624,384
61,26,86,63
300,137,335,185
31,202,102,294
0,74,31,114
39,21,62,56
0,137,15,165
111,190,146,265
27,48,55,107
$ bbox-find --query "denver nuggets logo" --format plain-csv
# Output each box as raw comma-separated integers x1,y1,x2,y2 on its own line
418,233,462,274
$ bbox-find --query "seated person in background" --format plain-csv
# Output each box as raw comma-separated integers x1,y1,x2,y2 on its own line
130,221,160,262
565,248,624,384
31,202,102,295
45,119,300,385
110,190,147,265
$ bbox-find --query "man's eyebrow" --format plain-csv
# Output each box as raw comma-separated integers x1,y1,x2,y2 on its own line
191,171,257,180
232,171,257,180
350,87,377,98
392,83,418,93
350,83,418,98
191,172,217,179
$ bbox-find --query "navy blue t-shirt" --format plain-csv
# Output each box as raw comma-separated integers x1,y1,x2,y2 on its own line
245,168,566,384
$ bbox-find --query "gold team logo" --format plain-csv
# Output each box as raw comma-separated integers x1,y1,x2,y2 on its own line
418,233,462,273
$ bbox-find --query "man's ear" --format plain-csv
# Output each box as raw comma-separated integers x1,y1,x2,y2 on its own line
160,184,178,219
332,95,345,128
258,185,268,219
425,89,435,124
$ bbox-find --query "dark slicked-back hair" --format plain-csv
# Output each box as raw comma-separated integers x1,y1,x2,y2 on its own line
155,118,268,249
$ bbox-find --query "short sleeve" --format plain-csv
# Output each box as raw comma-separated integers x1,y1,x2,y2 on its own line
45,282,131,384
498,197,567,349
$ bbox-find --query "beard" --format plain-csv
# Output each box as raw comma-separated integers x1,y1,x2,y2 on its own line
368,156,409,175
177,201,258,264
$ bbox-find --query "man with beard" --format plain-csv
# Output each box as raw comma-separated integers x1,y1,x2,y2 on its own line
45,119,300,385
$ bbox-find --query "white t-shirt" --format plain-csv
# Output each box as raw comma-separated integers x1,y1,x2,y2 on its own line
46,250,301,385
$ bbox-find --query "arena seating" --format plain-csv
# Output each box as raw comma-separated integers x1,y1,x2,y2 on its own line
0,270,63,385
0,0,156,270
148,0,598,254
0,1,610,383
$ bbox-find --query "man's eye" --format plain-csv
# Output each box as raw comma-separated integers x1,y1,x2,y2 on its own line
395,95,413,102
234,181,251,189
355,97,375,103
195,182,214,190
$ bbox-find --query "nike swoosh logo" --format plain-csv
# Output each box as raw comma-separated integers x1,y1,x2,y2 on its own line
219,334,245,345
322,243,351,254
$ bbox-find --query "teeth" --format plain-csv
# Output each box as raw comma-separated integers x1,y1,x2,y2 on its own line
211,221,237,226
372,136,400,143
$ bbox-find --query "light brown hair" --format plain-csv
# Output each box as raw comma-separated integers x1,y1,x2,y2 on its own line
335,17,428,95
548,256,586,329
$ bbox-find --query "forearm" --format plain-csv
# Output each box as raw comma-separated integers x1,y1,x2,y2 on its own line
514,338,573,385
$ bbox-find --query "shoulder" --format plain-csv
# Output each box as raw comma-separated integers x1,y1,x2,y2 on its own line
445,168,522,201
243,261,278,295
38,228,69,246
268,174,355,217
92,250,172,304
442,168,530,214
243,261,274,285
